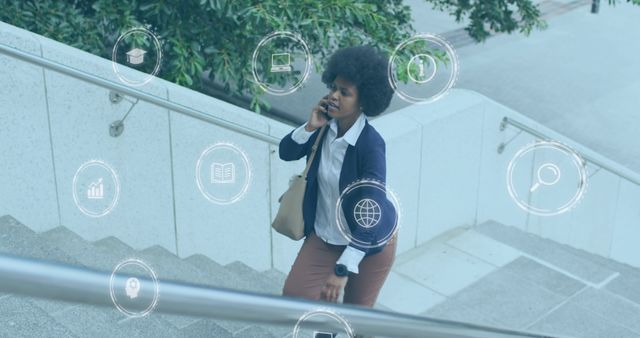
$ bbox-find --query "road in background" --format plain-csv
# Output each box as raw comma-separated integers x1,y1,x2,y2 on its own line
266,0,640,174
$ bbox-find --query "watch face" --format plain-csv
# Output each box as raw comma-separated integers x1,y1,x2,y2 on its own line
314,332,334,338
335,264,348,276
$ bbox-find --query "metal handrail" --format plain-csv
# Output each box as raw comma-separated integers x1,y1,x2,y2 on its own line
499,117,640,186
0,253,561,338
0,43,280,145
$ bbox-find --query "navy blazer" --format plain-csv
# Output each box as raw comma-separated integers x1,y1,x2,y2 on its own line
279,120,396,257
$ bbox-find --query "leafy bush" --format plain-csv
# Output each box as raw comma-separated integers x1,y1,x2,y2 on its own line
1,0,551,112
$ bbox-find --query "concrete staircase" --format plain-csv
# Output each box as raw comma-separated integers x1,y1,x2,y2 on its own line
0,215,290,338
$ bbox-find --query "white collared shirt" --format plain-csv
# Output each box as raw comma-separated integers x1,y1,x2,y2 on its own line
290,114,367,273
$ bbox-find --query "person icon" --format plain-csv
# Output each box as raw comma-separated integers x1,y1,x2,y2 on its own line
125,277,140,299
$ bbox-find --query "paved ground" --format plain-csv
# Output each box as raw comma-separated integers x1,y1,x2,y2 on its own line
269,0,640,176
377,220,640,338
452,0,640,175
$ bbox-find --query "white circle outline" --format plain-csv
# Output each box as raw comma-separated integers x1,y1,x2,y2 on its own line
251,31,312,96
111,27,163,87
109,258,160,318
195,142,252,205
72,160,120,218
537,163,561,186
292,308,354,338
335,179,400,249
506,140,588,216
388,33,459,104
407,53,437,84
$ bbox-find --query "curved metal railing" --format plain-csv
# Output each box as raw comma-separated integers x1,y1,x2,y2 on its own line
498,116,640,186
0,253,562,338
0,43,280,145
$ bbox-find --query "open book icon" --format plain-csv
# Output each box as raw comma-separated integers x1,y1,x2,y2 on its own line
211,162,235,184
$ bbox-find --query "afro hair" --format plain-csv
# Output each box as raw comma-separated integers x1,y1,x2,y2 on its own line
321,46,394,117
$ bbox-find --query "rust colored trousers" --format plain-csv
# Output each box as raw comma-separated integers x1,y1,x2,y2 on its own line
282,231,396,307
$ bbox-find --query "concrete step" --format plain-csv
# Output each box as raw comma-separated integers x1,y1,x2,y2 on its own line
45,233,134,272
40,226,94,258
4,224,196,335
183,254,267,293
0,215,293,337
538,235,640,306
0,295,79,338
0,216,80,265
224,261,282,295
134,245,220,329
261,268,287,293
138,245,214,285
93,235,136,254
0,219,88,315
51,302,188,338
233,324,279,338
474,220,617,286
178,318,235,338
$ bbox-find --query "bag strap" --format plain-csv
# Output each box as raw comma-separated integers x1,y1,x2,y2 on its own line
302,125,327,178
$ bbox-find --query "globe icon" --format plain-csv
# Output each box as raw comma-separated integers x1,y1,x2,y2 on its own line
353,198,382,228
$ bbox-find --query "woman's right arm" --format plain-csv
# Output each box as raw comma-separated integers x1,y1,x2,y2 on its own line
278,95,331,161
278,124,316,161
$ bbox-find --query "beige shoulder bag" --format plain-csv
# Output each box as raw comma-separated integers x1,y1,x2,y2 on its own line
271,126,327,240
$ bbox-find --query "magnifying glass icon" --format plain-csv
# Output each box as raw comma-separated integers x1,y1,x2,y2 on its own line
530,163,561,192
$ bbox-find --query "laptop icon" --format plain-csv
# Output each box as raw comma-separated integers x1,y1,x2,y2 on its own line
271,53,292,72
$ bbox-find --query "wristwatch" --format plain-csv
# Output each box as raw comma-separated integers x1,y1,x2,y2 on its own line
334,263,349,277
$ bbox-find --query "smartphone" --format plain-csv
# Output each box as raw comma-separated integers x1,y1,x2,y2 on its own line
321,102,333,120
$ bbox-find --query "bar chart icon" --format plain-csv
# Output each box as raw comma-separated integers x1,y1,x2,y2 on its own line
87,178,104,199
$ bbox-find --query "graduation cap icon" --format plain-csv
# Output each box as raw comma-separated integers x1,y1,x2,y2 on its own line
126,48,147,65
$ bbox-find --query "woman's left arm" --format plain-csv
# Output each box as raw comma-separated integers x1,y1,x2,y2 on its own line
343,136,388,256
360,137,386,182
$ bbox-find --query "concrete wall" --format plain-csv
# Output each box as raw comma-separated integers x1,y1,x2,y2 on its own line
472,98,640,268
1,21,639,273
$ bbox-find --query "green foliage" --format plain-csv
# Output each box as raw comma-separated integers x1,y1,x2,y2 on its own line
0,0,552,113
426,0,547,41
609,0,640,5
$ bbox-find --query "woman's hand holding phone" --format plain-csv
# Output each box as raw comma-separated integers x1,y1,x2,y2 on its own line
305,95,332,132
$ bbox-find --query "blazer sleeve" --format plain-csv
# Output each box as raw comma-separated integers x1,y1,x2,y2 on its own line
345,136,395,255
278,126,318,161
360,136,386,182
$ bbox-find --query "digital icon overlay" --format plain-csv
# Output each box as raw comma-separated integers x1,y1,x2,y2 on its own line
87,178,104,199
72,160,120,218
407,53,437,84
353,198,382,229
125,277,141,299
196,142,251,205
109,258,159,318
111,27,162,86
530,163,561,192
293,309,354,338
126,48,147,65
270,53,292,73
252,31,311,95
335,179,400,249
507,140,588,216
388,33,459,104
211,162,235,184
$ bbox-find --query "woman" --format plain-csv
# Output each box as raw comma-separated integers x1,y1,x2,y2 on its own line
279,45,397,317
